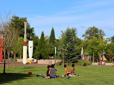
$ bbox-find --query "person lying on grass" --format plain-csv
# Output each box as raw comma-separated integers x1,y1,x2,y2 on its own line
64,65,70,77
49,64,57,78
70,64,75,76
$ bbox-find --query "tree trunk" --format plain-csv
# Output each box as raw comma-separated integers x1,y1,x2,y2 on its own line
99,53,101,65
3,51,6,74
13,54,16,69
110,58,111,61
20,52,21,59
112,57,113,63
112,57,114,63
7,52,10,71
90,56,91,61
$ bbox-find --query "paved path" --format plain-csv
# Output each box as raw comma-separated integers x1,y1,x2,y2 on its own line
0,61,113,67
0,61,47,67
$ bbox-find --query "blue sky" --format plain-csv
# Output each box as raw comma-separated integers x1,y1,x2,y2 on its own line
0,0,114,38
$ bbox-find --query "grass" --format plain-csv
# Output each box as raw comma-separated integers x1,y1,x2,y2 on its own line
0,66,114,85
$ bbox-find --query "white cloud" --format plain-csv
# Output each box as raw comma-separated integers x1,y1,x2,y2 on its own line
80,26,85,28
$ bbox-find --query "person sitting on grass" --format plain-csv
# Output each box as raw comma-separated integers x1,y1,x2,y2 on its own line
49,64,57,78
46,65,51,77
64,65,70,77
70,64,75,76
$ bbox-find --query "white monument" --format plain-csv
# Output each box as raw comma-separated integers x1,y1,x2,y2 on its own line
23,22,27,64
28,36,33,63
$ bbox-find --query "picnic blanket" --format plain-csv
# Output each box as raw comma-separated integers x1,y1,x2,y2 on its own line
36,74,60,79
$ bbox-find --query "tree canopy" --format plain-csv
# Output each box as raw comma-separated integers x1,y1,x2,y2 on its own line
86,35,107,61
49,27,55,45
59,27,78,63
105,43,114,60
82,26,105,40
10,16,35,39
34,32,48,59
111,36,114,43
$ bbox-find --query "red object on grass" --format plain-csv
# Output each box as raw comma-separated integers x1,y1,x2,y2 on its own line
28,72,32,75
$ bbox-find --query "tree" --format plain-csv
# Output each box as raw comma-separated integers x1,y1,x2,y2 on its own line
49,27,55,45
45,35,55,57
0,20,12,73
54,38,60,59
86,37,99,59
64,28,78,63
58,31,66,65
86,35,108,64
0,15,19,73
11,28,19,69
6,27,19,71
111,36,114,43
59,27,78,65
32,36,39,58
16,37,24,59
10,16,35,39
105,43,114,60
48,28,55,57
47,43,55,58
34,32,48,59
82,26,105,39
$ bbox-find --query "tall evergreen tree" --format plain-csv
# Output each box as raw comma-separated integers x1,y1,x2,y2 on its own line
59,27,78,63
32,35,39,58
64,28,78,63
49,27,55,45
34,32,48,59
48,28,55,57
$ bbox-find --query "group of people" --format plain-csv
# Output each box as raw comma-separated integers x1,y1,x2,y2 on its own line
98,60,105,65
46,64,57,78
46,64,76,79
64,64,76,77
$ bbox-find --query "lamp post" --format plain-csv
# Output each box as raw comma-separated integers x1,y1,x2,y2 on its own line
55,47,56,66
81,47,83,66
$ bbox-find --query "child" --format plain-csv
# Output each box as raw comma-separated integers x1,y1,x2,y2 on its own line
46,65,51,77
64,65,70,77
70,64,75,76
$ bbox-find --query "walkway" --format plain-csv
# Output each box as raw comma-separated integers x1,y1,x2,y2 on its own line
0,61,47,67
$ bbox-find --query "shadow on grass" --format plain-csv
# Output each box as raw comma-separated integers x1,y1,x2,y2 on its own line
0,73,31,84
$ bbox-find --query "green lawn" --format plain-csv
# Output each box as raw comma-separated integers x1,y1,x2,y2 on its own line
0,66,114,85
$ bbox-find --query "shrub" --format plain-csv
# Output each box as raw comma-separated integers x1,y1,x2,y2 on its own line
104,60,112,63
56,61,62,65
83,62,89,66
78,60,92,66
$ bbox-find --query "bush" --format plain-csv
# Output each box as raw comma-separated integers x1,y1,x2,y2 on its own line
78,60,92,66
56,61,62,65
56,60,92,66
74,62,82,66
83,62,89,66
104,60,112,63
